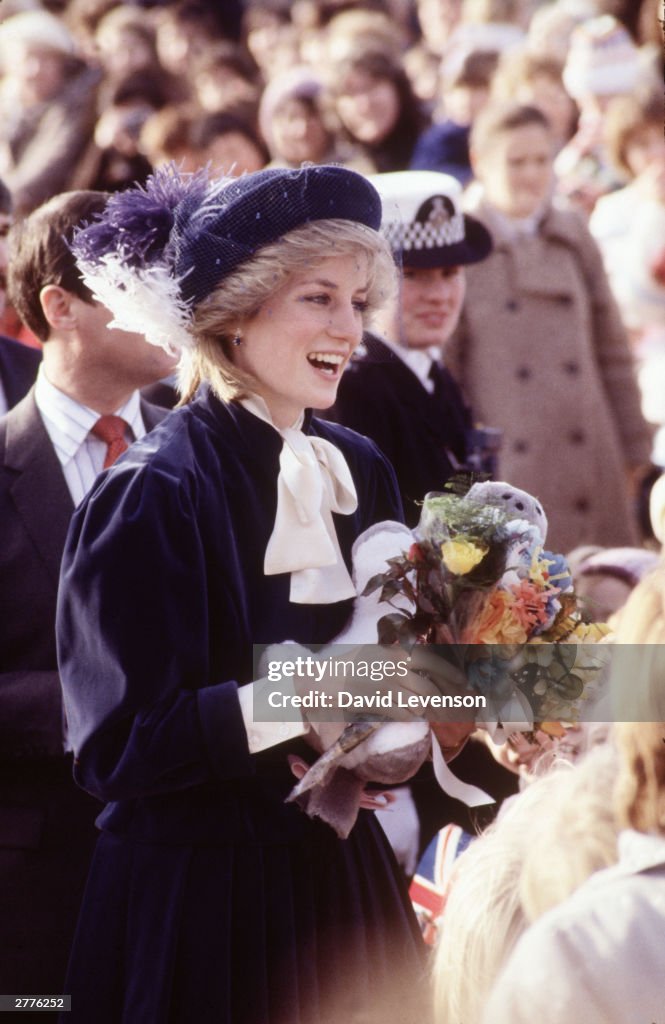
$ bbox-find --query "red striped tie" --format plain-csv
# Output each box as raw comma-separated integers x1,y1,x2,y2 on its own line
91,415,129,468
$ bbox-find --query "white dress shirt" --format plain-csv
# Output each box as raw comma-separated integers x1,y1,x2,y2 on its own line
34,364,146,506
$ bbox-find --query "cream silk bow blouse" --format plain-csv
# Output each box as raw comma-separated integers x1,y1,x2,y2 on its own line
241,395,358,604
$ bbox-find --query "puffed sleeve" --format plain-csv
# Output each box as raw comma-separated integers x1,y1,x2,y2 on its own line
56,461,255,804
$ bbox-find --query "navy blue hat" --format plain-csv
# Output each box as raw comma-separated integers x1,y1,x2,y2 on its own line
171,165,382,307
71,164,383,352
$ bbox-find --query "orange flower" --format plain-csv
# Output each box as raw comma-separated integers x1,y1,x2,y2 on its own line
462,590,529,644
510,579,551,632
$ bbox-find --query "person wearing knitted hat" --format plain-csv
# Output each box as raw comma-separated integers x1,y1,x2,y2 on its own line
56,164,448,1024
554,14,653,215
257,66,341,169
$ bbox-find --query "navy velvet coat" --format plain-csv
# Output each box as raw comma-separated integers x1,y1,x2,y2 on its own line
57,388,428,1024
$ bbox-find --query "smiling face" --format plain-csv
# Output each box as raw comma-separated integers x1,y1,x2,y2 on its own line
336,70,401,145
270,97,329,165
230,254,370,427
475,123,554,219
388,264,467,350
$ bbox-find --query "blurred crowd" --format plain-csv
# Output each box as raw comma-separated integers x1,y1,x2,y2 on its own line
0,0,663,471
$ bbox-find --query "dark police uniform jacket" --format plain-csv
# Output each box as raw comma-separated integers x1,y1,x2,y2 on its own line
325,332,472,527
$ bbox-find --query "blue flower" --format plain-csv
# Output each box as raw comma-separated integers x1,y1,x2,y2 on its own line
467,655,514,702
542,551,573,593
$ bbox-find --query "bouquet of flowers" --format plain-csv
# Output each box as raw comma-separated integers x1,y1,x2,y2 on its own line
285,480,611,836
362,482,611,733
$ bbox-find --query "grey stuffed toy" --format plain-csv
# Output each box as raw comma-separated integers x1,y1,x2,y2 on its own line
465,480,548,543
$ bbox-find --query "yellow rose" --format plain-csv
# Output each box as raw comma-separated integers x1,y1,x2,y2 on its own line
441,538,488,575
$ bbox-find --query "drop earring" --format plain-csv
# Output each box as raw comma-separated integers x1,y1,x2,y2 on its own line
232,330,243,346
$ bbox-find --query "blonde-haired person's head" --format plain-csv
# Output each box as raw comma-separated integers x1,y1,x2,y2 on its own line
609,563,665,836
519,742,619,922
603,90,664,182
178,218,396,403
433,771,562,1023
432,822,528,1024
609,564,665,723
433,745,619,1022
615,721,665,836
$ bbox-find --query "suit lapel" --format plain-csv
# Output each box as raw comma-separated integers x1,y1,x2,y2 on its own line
4,391,74,586
2,395,167,591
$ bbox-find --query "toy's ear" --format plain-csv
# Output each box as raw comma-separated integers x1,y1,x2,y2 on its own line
467,480,514,504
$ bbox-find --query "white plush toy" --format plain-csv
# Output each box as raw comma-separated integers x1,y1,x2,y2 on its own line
284,520,430,838
335,482,548,649
332,520,415,643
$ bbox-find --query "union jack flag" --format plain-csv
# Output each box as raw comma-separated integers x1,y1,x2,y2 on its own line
409,824,474,945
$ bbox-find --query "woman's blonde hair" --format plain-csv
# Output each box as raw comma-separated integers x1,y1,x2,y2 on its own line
610,564,665,835
520,743,619,922
433,746,619,1023
610,564,665,721
615,721,665,835
178,218,396,403
604,90,663,180
432,818,530,1024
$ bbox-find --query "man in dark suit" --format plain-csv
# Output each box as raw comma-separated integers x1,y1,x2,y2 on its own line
326,172,515,869
0,333,41,410
327,170,495,528
0,190,175,1001
0,176,41,411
